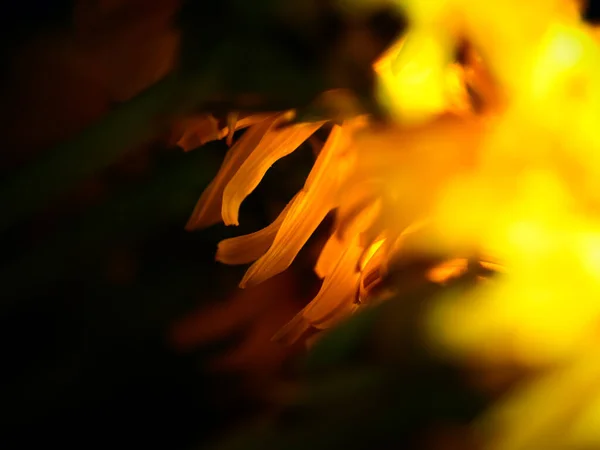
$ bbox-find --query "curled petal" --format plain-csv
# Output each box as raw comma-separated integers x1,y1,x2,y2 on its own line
175,114,226,152
225,112,239,147
240,191,333,287
320,192,383,279
234,113,276,131
315,196,381,280
185,116,278,230
303,237,363,329
304,124,347,189
304,200,383,328
222,115,326,225
274,237,363,344
177,113,277,152
239,126,345,287
216,193,299,265
225,112,276,147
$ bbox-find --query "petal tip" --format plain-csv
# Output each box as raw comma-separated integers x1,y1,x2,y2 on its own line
238,275,254,289
223,219,240,227
221,200,240,227
271,313,311,345
184,217,201,231
184,213,219,231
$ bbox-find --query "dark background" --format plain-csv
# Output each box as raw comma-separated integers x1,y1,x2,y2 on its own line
0,1,324,448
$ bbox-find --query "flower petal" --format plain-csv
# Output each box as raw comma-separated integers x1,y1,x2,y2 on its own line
303,198,384,328
302,236,363,329
234,113,275,131
175,114,225,152
185,115,278,230
216,192,300,265
240,191,332,287
225,112,239,147
336,192,381,242
225,112,276,147
221,115,326,226
314,233,346,279
239,126,344,287
271,312,311,345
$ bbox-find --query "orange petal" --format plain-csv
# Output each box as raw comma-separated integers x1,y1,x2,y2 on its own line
358,237,387,272
303,237,363,329
303,199,382,328
314,233,346,279
239,191,332,287
175,114,226,152
271,312,311,345
353,116,483,181
185,116,278,230
336,193,381,242
221,116,326,225
234,113,276,130
225,112,239,147
216,193,299,265
224,112,276,146
427,258,469,283
304,125,345,188
239,126,344,287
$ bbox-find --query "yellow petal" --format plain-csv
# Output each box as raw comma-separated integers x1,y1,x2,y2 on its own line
239,126,344,287
185,116,278,230
222,115,326,225
216,193,299,265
